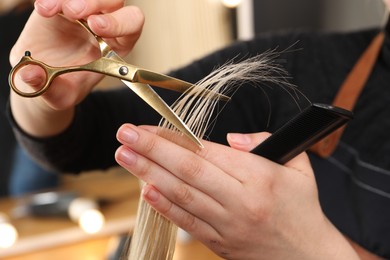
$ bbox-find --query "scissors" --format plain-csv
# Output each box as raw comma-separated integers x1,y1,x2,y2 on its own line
9,18,230,148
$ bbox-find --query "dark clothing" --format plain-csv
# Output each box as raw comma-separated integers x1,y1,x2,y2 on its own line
8,24,390,257
1,5,59,197
0,5,31,196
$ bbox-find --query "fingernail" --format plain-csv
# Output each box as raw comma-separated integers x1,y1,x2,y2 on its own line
65,0,86,14
227,133,251,145
36,0,57,11
92,15,108,29
119,126,139,144
143,186,159,203
117,149,136,165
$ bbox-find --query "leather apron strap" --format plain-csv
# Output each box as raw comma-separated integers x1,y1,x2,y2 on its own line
309,31,385,158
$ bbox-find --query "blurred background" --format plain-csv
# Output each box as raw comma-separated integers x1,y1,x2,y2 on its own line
0,0,387,259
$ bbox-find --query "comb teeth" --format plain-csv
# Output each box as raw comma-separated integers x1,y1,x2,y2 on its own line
250,103,353,164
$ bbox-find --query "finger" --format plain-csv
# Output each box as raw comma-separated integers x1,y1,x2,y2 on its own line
36,73,91,109
87,6,144,38
62,0,124,19
87,6,144,52
141,184,222,244
115,145,227,226
34,0,62,17
34,0,125,19
228,131,314,178
15,65,47,92
116,124,241,204
126,124,278,183
227,132,271,152
14,70,96,111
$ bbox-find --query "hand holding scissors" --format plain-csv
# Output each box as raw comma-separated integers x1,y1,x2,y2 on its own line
9,15,228,147
8,3,146,138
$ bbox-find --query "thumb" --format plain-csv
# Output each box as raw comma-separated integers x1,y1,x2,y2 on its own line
227,132,271,152
228,132,314,177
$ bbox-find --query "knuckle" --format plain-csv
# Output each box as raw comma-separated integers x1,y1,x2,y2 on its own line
141,134,158,155
246,203,270,224
136,159,153,179
180,212,198,232
178,155,204,181
207,239,231,258
158,199,174,216
173,184,193,206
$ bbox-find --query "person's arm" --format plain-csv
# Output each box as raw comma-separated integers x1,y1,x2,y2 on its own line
115,124,360,259
9,0,144,138
7,0,144,172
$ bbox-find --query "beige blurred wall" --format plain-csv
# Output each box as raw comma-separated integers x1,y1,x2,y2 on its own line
98,0,233,88
126,0,233,71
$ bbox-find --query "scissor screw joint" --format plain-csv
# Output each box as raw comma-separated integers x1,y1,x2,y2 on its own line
119,66,129,76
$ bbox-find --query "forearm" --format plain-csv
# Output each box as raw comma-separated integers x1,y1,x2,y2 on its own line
10,92,75,138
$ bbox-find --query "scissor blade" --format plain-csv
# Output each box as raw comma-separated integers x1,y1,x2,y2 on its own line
106,50,229,101
122,80,203,147
134,69,230,101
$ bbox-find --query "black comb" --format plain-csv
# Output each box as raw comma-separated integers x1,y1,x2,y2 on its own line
250,103,353,164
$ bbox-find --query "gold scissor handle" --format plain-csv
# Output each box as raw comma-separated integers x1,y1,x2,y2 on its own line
8,17,116,98
9,51,65,97
8,51,89,97
76,19,113,57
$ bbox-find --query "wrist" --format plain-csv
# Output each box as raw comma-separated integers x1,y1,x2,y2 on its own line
10,92,75,137
304,217,360,260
